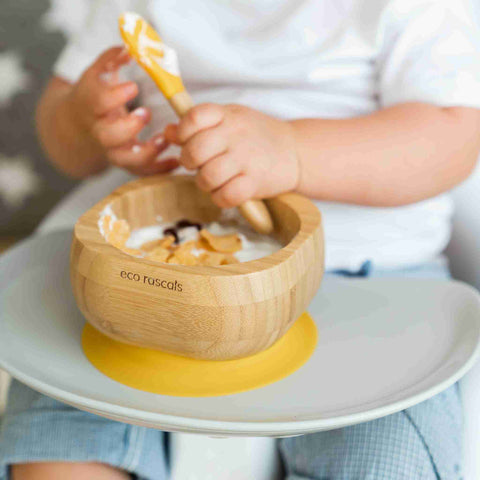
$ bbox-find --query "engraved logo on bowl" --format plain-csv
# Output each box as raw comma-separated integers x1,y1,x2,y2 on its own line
120,270,183,292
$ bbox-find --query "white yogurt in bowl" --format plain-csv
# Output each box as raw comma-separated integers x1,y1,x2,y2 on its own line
98,205,282,264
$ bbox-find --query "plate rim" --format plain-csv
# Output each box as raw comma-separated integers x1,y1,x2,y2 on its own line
2,346,479,435
1,230,480,435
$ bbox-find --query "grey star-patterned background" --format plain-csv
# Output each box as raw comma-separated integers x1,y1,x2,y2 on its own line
0,0,94,235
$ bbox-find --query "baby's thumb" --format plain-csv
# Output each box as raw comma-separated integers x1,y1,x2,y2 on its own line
163,124,180,145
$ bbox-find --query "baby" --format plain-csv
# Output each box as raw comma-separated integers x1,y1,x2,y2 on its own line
2,0,480,479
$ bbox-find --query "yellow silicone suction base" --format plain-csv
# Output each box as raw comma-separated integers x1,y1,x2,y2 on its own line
82,313,317,397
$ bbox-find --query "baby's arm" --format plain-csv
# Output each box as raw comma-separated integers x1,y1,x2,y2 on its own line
164,103,480,208
36,47,177,178
291,103,480,206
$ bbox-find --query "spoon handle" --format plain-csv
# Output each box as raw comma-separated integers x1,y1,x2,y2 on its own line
169,90,194,116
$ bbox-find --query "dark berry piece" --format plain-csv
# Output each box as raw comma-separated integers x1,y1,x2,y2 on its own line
163,228,179,244
176,219,202,231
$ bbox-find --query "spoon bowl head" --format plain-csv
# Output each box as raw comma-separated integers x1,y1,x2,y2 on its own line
119,12,185,99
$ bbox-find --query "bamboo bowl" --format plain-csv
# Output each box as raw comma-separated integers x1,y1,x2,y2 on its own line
71,175,324,360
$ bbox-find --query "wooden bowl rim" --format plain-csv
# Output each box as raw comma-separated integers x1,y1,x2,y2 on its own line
74,174,322,277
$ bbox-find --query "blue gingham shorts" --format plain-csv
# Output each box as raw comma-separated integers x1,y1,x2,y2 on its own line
0,258,463,479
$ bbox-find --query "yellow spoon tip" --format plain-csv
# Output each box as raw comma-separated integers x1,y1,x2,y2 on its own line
118,12,185,99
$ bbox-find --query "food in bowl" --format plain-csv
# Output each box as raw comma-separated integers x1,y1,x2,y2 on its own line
99,204,282,266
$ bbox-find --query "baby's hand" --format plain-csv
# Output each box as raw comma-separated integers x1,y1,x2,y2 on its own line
164,104,299,207
66,46,178,176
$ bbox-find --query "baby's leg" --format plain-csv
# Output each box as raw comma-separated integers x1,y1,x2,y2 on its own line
0,380,168,480
11,462,131,480
279,384,462,480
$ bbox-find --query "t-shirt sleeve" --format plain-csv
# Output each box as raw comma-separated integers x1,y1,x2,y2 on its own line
53,0,148,83
377,0,480,109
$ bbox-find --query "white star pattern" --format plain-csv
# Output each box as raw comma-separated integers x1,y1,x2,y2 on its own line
40,0,91,36
0,155,41,208
0,52,31,106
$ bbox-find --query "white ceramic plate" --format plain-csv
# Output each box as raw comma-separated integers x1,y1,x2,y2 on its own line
1,231,480,437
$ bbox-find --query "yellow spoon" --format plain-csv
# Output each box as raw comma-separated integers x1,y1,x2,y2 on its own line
119,12,274,235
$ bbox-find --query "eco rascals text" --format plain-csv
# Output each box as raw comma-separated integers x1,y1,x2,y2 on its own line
120,270,183,292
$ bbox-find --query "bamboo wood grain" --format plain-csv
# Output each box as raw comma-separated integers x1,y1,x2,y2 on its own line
70,175,324,360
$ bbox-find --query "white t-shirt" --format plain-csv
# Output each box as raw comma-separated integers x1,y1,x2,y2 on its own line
52,0,480,270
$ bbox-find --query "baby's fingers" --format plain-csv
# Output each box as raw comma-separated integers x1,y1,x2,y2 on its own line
196,154,241,192
129,158,179,176
87,46,131,76
211,174,256,208
107,135,178,175
108,135,166,165
92,107,150,148
75,47,137,117
175,103,225,144
180,127,228,170
86,81,138,117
